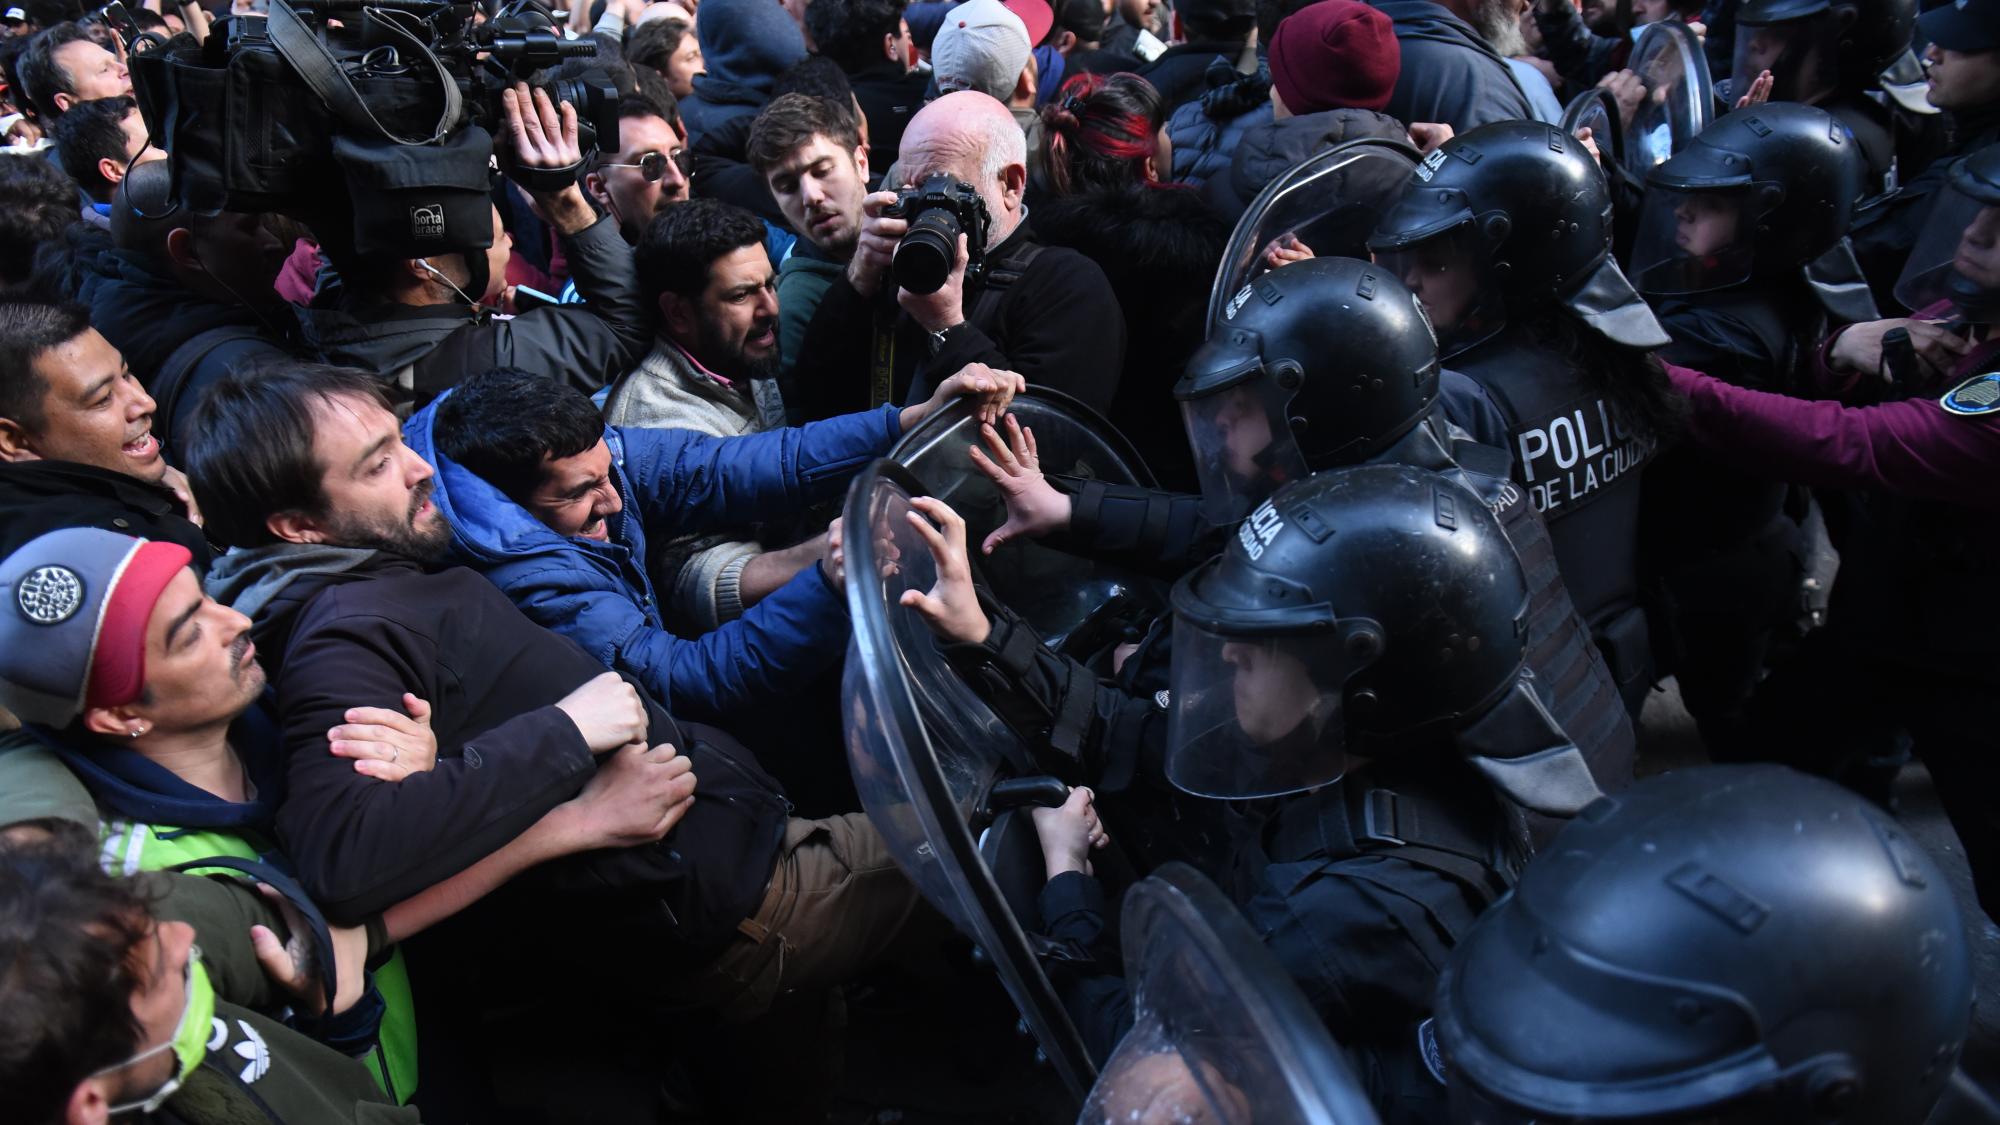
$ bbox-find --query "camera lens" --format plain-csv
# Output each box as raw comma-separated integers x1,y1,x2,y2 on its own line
894,207,962,294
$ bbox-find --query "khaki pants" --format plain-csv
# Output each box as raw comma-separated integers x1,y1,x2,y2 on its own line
688,812,919,1023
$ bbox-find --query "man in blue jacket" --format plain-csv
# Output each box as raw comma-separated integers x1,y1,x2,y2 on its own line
406,362,1022,723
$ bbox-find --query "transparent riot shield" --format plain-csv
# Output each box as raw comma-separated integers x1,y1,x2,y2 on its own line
842,460,1099,1101
1560,87,1625,172
1205,138,1421,331
1625,21,1713,177
1079,863,1383,1125
890,387,1162,656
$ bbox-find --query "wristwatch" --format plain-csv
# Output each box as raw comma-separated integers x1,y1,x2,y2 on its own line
927,321,967,357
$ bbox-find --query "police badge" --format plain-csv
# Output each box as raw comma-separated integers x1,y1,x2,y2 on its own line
1939,371,2000,416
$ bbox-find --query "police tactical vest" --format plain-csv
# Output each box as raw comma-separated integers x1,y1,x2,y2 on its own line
1450,331,1655,706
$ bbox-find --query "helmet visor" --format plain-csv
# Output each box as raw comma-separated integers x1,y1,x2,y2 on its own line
1629,184,1760,295
1369,223,1505,359
1894,173,2000,321
1730,15,1839,105
1164,615,1352,799
1180,374,1311,527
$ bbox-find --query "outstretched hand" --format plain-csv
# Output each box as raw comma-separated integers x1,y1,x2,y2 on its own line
897,496,990,645
966,415,1071,553
1733,69,1774,110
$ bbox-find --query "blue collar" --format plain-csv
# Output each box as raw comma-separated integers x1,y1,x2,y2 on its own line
38,696,286,831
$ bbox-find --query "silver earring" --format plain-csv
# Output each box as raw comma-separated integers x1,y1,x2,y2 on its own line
129,726,146,738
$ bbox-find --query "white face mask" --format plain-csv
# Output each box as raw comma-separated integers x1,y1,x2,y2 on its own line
92,947,216,1116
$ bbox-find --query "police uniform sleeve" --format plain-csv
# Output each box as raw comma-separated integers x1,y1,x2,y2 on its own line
1047,477,1219,581
1666,362,2000,511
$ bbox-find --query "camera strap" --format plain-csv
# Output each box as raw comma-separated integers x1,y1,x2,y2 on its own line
265,0,462,146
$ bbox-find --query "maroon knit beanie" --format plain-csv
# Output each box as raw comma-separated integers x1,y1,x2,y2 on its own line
1268,0,1401,115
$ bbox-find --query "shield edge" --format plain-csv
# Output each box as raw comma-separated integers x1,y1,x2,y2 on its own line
841,459,1101,1103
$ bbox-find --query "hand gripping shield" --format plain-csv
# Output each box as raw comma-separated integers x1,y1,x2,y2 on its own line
841,460,1098,1101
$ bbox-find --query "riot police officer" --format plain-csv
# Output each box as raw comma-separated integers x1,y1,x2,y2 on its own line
1723,0,1915,196
1368,120,1682,715
905,462,1599,1124
1660,144,2000,920
953,258,1635,823
1432,764,1976,1125
1628,103,1868,756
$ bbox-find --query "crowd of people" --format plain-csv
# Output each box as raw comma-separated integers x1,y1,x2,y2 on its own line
0,0,1995,1119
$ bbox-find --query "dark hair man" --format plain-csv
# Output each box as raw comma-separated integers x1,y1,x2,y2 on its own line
791,90,1128,420
298,86,652,402
75,161,294,451
0,301,208,564
417,355,1017,715
18,21,129,120
50,95,157,208
805,0,929,170
0,152,78,291
748,94,873,383
0,820,420,1123
181,362,922,1079
583,94,695,245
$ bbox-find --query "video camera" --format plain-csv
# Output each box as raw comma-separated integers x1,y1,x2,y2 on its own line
129,0,618,260
884,172,991,294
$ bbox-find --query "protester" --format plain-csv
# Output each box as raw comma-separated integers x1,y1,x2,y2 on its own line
0,150,79,292
679,0,808,225
931,0,1050,183
1135,0,1258,112
748,94,873,384
790,90,1127,419
17,21,128,120
626,14,705,99
48,95,156,213
78,161,293,449
1365,0,1536,130
582,94,695,244
0,301,208,563
804,0,929,172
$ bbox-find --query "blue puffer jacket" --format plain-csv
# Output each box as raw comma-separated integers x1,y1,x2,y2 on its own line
1165,59,1274,188
405,399,904,721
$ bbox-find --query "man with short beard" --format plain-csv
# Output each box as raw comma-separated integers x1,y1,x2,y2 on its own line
1365,0,1535,130
746,92,873,388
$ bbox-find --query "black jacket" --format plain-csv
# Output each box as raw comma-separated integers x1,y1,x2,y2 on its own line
1199,107,1409,222
0,460,211,566
1135,41,1245,113
206,548,787,949
1034,183,1227,491
848,60,933,178
295,214,654,403
786,216,1128,420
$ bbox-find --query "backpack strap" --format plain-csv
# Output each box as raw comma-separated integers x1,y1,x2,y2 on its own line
970,241,1048,327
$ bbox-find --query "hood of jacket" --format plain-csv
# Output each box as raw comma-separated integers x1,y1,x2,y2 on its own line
1205,107,1408,221
204,542,388,660
32,702,287,831
687,0,807,111
293,298,470,378
403,394,647,579
1034,183,1228,294
79,249,276,377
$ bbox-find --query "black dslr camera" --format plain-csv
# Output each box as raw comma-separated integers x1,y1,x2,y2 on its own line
884,172,991,294
130,0,618,260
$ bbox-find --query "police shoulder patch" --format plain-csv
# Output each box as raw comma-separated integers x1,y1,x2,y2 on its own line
1940,372,2000,416
1416,1018,1448,1086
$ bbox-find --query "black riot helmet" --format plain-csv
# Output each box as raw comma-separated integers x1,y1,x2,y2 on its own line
1164,464,1531,800
1368,121,1669,361
1435,764,1973,1125
1728,0,1915,104
1174,257,1443,525
1631,104,1865,297
1896,143,2000,323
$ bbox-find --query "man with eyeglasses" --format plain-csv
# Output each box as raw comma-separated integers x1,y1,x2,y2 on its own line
0,818,423,1123
583,94,695,245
